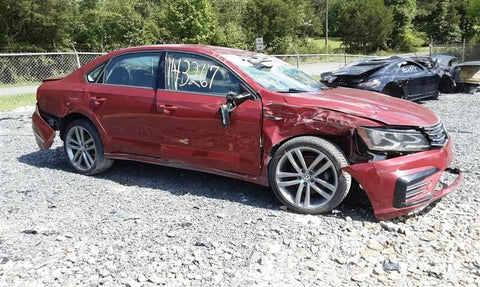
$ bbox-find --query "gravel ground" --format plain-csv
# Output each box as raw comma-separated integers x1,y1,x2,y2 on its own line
0,93,479,287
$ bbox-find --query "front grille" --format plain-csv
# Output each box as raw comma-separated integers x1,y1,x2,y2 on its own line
423,122,448,148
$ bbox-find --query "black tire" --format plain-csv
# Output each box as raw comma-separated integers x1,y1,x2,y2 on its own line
63,119,113,175
268,136,351,214
439,77,453,93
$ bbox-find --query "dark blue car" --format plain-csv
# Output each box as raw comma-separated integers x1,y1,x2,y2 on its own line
321,56,443,101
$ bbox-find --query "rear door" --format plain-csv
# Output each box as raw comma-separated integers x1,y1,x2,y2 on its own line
155,51,263,175
84,52,163,157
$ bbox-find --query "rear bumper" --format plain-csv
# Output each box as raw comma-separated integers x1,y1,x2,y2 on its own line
32,105,55,150
343,139,462,221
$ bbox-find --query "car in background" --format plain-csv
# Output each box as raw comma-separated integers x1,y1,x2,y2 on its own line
321,56,442,101
32,45,461,220
456,61,480,94
413,54,460,93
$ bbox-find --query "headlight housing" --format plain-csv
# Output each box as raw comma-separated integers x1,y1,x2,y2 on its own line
356,127,430,152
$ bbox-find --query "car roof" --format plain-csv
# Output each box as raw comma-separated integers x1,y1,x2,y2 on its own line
109,44,259,59
350,56,404,66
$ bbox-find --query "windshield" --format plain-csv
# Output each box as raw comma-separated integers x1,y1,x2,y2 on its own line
223,54,326,93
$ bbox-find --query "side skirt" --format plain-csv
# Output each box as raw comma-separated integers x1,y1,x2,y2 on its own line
105,152,270,187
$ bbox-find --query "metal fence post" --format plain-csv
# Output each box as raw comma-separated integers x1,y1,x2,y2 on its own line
72,43,81,68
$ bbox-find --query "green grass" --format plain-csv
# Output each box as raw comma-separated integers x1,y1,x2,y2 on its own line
0,93,36,111
0,82,40,88
311,37,343,52
415,46,431,53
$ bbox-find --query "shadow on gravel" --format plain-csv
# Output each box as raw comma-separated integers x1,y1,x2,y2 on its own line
18,147,376,221
18,147,278,212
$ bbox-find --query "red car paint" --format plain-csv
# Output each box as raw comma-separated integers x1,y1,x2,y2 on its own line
32,44,461,220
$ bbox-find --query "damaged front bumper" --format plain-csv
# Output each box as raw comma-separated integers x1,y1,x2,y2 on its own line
32,105,55,150
343,139,462,221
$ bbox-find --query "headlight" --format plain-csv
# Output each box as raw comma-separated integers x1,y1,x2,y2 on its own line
357,127,430,152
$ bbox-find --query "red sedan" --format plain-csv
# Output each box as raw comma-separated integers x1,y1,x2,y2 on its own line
32,45,462,220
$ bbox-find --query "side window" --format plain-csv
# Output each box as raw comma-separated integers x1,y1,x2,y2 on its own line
104,53,160,88
450,60,460,68
383,63,400,74
165,52,241,96
399,62,422,74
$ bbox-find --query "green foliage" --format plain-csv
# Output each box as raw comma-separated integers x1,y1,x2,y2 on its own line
384,0,421,52
337,0,394,53
467,0,480,41
0,0,478,54
0,55,77,84
163,0,217,44
242,0,298,53
210,0,248,48
414,0,468,44
0,0,71,51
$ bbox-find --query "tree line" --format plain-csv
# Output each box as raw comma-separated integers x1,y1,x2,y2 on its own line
1,0,479,54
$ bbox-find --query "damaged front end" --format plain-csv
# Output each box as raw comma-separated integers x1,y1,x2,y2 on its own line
344,122,462,220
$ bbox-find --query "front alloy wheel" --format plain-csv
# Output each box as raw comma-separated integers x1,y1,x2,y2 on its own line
269,136,351,214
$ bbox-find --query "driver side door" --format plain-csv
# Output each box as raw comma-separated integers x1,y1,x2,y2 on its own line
156,51,263,175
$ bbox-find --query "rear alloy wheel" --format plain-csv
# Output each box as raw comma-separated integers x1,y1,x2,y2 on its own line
269,136,351,214
64,120,113,175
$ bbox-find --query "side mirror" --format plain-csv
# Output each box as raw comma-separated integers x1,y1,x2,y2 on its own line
219,91,253,127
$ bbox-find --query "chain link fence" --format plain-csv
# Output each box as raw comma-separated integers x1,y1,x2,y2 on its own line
431,42,480,62
0,52,104,111
273,53,376,68
0,51,371,111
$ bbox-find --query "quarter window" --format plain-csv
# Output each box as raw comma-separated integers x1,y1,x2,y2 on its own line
86,63,106,83
165,52,241,96
104,53,160,88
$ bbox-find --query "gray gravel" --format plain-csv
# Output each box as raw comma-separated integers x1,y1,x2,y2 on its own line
1,93,479,286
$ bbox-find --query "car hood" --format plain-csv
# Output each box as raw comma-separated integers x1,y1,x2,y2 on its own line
281,87,439,127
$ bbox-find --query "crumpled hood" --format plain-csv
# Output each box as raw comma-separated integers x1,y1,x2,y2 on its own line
281,87,439,127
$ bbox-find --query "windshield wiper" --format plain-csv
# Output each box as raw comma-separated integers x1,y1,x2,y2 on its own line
278,88,308,93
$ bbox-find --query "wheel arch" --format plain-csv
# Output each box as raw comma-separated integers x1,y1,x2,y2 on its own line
382,82,404,98
59,113,98,141
268,133,352,167
438,75,453,93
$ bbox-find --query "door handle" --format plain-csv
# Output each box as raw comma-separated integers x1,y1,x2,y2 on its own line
157,104,178,114
90,97,106,110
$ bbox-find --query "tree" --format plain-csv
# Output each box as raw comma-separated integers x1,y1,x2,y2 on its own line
414,0,466,44
163,0,217,44
384,0,424,51
467,0,480,41
70,0,162,51
0,0,72,51
210,0,249,48
242,0,301,53
337,0,394,53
